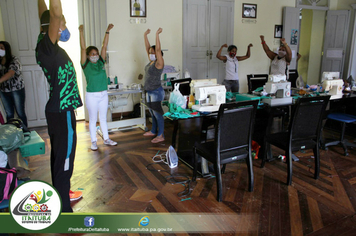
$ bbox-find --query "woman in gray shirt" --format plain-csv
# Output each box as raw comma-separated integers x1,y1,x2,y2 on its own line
143,28,165,143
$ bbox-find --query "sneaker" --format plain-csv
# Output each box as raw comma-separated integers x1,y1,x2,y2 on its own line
69,190,82,201
104,139,117,146
91,141,98,151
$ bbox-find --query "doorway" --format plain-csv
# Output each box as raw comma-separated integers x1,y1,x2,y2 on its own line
0,0,84,127
298,9,326,86
183,0,234,83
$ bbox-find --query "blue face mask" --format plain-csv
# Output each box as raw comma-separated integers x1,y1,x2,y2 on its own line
59,28,71,42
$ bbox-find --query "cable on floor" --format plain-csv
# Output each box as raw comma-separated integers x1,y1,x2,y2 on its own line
146,151,192,198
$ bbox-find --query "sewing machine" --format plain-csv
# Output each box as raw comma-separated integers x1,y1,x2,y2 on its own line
322,79,343,99
321,72,340,82
190,78,218,95
191,84,226,112
262,74,293,106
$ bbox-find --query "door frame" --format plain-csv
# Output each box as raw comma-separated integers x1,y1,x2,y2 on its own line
182,0,234,80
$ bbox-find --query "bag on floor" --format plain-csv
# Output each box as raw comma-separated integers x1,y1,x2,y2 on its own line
0,124,30,154
0,167,18,203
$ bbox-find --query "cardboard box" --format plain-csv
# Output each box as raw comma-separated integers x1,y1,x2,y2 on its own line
19,131,45,157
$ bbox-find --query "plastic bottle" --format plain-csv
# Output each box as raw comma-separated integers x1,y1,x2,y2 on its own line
188,94,195,109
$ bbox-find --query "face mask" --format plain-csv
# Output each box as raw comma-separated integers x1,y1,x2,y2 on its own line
59,28,71,42
0,49,5,57
89,55,99,63
149,54,156,61
278,50,286,58
229,52,236,58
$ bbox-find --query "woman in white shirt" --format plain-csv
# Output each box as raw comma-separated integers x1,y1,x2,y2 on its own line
216,43,253,92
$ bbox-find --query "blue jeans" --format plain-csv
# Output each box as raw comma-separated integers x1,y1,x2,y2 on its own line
223,80,239,93
0,88,28,127
146,87,165,136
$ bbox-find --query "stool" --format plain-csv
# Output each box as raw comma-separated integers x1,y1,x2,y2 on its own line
324,113,356,156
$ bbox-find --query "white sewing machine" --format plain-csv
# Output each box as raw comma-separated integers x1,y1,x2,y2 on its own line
190,78,218,95
321,72,340,82
321,72,343,99
191,84,226,112
262,74,293,106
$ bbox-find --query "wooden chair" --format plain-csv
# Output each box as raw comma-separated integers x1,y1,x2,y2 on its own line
261,96,330,185
192,100,258,202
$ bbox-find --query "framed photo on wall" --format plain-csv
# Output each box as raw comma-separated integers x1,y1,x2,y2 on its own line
130,0,146,17
242,3,257,19
274,25,283,38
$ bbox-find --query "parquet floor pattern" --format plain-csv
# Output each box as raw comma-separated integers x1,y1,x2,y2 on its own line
16,119,356,236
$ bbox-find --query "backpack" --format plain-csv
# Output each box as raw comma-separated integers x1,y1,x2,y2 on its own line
0,167,18,203
130,103,141,118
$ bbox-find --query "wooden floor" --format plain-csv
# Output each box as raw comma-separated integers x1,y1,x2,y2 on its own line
15,118,356,235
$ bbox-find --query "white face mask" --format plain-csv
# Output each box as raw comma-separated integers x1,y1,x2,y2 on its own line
278,50,286,58
149,54,156,61
89,55,99,63
0,49,5,57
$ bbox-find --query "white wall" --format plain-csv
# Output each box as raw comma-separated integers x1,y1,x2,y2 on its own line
106,0,182,88
233,0,295,92
105,0,298,94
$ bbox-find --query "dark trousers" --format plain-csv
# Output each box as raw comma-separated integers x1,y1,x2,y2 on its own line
0,88,28,127
45,110,76,213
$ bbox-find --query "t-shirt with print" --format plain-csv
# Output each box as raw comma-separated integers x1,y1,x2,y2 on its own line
35,33,82,113
0,56,24,92
82,56,108,92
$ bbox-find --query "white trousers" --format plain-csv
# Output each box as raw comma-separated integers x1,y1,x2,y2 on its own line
85,91,109,142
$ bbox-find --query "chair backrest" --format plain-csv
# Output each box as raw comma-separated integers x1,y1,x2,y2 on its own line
288,69,299,88
215,100,258,154
289,96,330,141
171,78,192,96
247,74,269,94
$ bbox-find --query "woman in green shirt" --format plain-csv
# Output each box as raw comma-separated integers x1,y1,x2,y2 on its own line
79,24,117,151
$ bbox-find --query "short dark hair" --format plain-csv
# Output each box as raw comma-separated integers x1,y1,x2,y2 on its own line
151,45,164,56
40,10,50,32
86,46,99,56
0,41,14,69
228,45,237,52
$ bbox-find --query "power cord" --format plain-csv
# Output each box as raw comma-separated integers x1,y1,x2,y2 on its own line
146,152,192,198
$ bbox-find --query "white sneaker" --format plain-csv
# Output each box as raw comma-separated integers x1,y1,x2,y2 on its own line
104,139,117,146
91,141,98,151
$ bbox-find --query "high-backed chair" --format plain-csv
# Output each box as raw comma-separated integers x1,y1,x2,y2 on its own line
288,69,299,88
261,96,330,185
324,113,356,156
170,78,192,96
247,74,289,129
192,100,258,202
247,74,268,94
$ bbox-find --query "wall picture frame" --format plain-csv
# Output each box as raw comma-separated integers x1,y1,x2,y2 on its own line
242,3,257,19
274,25,283,38
130,0,146,17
